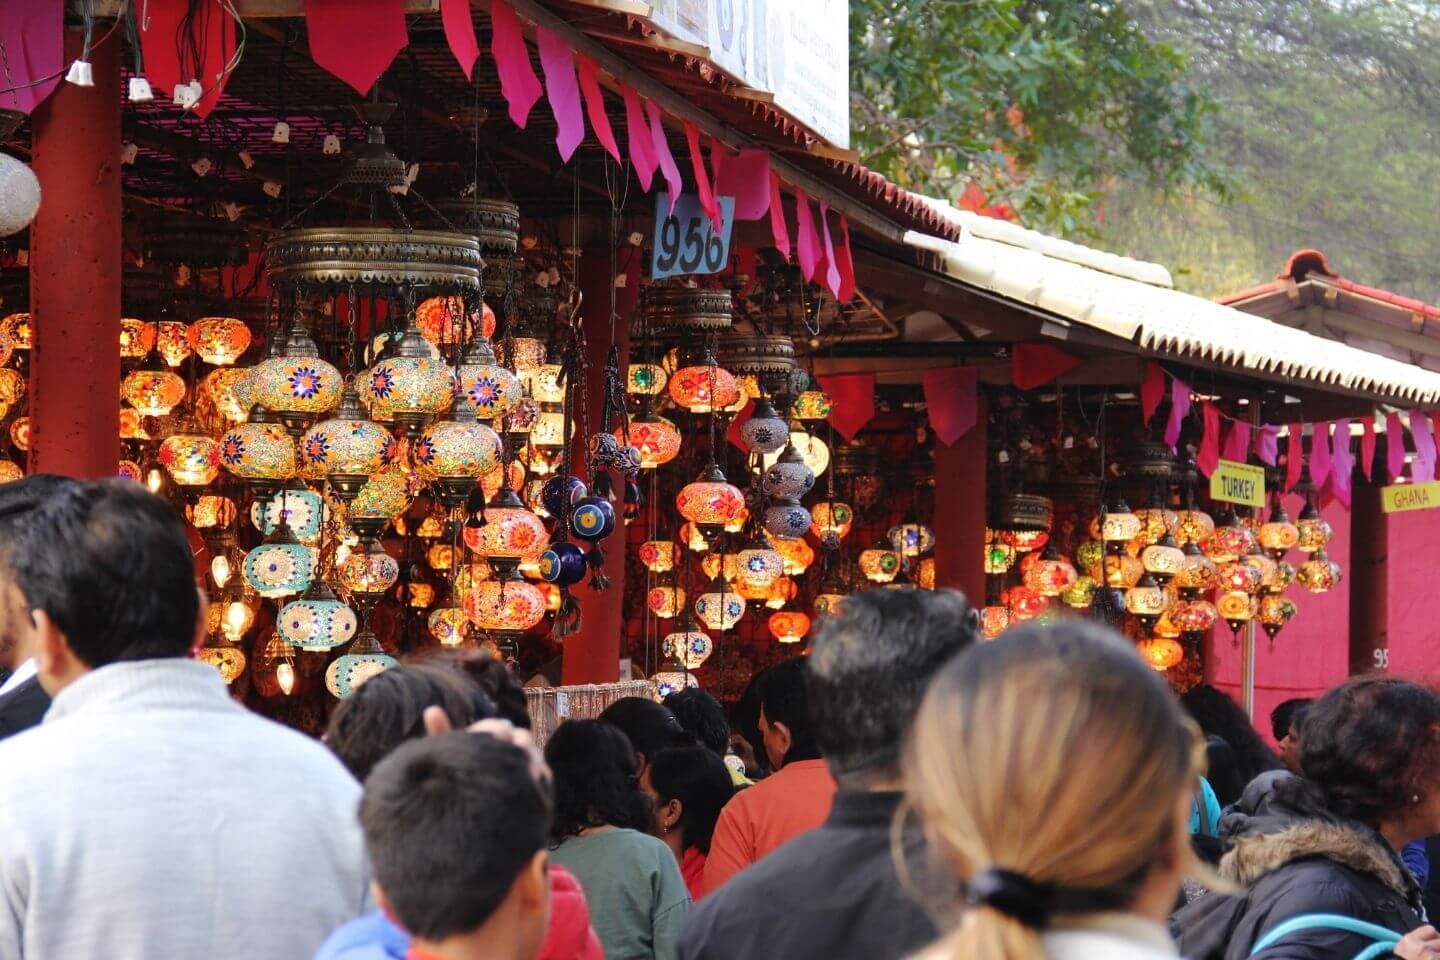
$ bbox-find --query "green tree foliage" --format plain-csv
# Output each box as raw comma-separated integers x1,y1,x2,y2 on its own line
1100,1,1440,299
850,0,1227,232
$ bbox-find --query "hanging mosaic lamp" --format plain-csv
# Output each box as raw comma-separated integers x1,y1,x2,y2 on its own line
457,335,523,422
1023,543,1078,597
497,335,547,377
767,532,814,575
1260,594,1299,638
887,522,936,558
123,365,187,417
676,462,746,541
120,318,158,359
408,581,438,609
1141,532,1185,585
301,381,392,502
695,577,746,632
1099,497,1143,543
251,322,343,434
624,413,682,469
768,610,812,644
627,362,667,396
187,316,252,366
8,417,27,452
348,468,412,542
243,524,316,599
664,613,714,668
360,315,453,437
1133,507,1180,546
792,389,833,421
812,501,854,541
766,576,798,610
650,652,692,699
739,397,790,455
1296,548,1342,594
762,441,816,500
639,539,678,573
429,605,470,646
979,604,1012,639
1137,637,1184,672
416,294,493,347
1295,500,1333,554
761,431,830,478
200,367,251,426
1,312,31,350
338,540,401,600
1175,540,1219,593
1172,597,1219,636
1216,590,1257,634
859,545,902,584
158,418,221,487
735,537,785,591
326,629,398,699
278,579,359,652
197,634,248,684
669,353,739,413
1175,508,1216,547
465,486,549,572
0,368,25,405
156,321,192,367
1060,575,1097,610
647,582,687,619
763,498,811,541
1004,585,1048,621
1124,571,1168,633
465,571,547,632
1202,511,1257,563
1258,500,1300,559
414,379,502,507
251,486,326,542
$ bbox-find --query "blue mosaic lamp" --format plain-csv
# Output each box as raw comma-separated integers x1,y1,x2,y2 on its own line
325,629,397,699
243,521,316,599
278,579,359,652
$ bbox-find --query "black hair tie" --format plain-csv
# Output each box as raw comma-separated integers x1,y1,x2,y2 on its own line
967,868,1054,929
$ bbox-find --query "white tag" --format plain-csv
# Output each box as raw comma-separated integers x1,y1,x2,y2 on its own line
547,267,561,285
614,274,627,289
535,272,551,289
222,202,242,221
998,450,1010,463
175,264,192,287
120,142,139,165
1063,436,1074,449
271,121,290,144
262,181,283,198
237,151,254,170
190,157,212,177
405,163,420,185
556,692,570,718
628,231,644,246
322,134,341,156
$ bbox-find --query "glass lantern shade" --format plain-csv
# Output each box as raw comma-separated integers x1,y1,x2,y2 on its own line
119,408,148,441
120,318,157,358
763,501,812,541
465,579,547,631
219,597,257,641
117,460,141,483
416,295,493,346
1296,550,1342,594
302,410,391,480
695,587,746,631
1267,560,1297,593
8,417,28,452
326,634,398,699
736,545,784,590
0,460,23,484
408,582,437,609
986,533,1019,574
1002,529,1049,553
197,640,247,684
527,364,566,404
980,605,1012,639
1258,516,1301,555
647,585,687,619
859,548,902,583
639,540,677,573
762,451,816,500
888,523,936,558
814,593,847,618
1124,579,1168,619
627,362,667,395
464,505,549,561
361,356,452,422
428,606,469,646
768,533,815,575
1175,510,1216,546
792,390,833,420
1260,595,1299,636
1100,509,1143,543
483,461,526,501
187,317,252,365
123,368,186,416
339,549,400,596
1102,554,1144,589
701,553,738,583
650,657,693,700
1024,552,1078,597
665,628,714,668
498,336,546,375
676,477,746,528
769,611,812,644
766,577,798,609
251,489,326,541
278,595,359,652
1172,598,1218,634
1060,576,1097,609
255,356,343,421
668,363,739,413
156,321,192,367
1137,638,1184,671
1216,590,1256,624
1202,521,1257,563
201,368,251,425
761,432,829,478
1,312,31,350
350,469,412,522
680,523,709,552
812,502,854,540
1176,545,1219,592
454,563,492,595
624,416,682,469
739,401,790,455
1296,514,1333,553
914,557,936,590
458,352,524,421
531,410,569,448
1133,508,1180,545
159,432,220,486
243,541,316,598
186,495,235,530
0,368,25,405
1141,539,1186,579
413,419,502,482
427,544,455,572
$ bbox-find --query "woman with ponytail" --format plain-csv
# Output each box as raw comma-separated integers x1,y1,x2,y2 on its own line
904,621,1207,960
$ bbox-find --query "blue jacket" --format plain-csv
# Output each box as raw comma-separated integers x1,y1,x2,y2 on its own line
312,912,407,960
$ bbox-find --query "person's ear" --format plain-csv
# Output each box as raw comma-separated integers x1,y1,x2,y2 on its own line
520,850,549,911
33,609,78,693
372,883,401,926
662,798,684,832
772,721,794,760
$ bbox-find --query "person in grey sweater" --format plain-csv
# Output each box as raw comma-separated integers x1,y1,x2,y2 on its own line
0,480,370,960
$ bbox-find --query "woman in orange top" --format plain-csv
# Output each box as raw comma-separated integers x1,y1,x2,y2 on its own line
644,743,736,900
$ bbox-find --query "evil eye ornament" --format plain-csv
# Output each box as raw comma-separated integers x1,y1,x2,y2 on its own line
541,475,587,517
570,497,616,542
540,542,588,586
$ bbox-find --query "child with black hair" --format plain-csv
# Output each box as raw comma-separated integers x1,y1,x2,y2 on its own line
361,733,552,960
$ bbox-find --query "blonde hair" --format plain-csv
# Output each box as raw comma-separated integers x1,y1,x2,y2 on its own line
904,621,1206,960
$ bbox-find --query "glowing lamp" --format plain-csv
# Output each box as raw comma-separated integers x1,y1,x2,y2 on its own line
1295,502,1333,554
497,336,546,376
702,553,740,582
888,523,936,558
1176,510,1216,546
1216,591,1256,631
1260,595,1299,638
1202,515,1256,563
159,430,220,487
8,417,27,452
200,368,251,426
339,545,400,598
735,542,784,590
123,368,186,417
408,582,437,609
1100,500,1143,542
647,585,686,619
527,364,566,404
464,489,549,564
979,605,1012,639
1002,529,1049,554
767,577,798,609
119,408,148,441
793,390,833,420
251,488,326,542
639,540,677,573
1023,546,1078,597
768,611,811,644
427,606,468,646
1175,541,1219,593
859,547,902,583
1258,501,1300,558
465,576,547,631
767,533,815,575
627,362,667,396
762,442,816,500
187,495,235,530
814,593,847,618
695,582,745,631
187,317,252,365
739,398,790,455
1133,507,1180,546
763,500,812,541
986,531,1019,574
458,337,523,421
243,536,315,599
1060,576,1097,609
1296,549,1341,594
665,619,714,667
1102,553,1143,589
1172,598,1218,636
302,385,392,500
1,313,31,350
157,321,192,367
413,403,503,492
676,463,746,534
812,502,854,541
360,320,453,434
668,360,739,413
625,414,682,469
197,637,247,684
650,654,692,700
1137,637,1184,671
278,585,359,653
349,470,412,534
1124,572,1168,629
1141,534,1185,584
483,461,526,501
326,631,398,699
416,295,492,346
120,318,157,358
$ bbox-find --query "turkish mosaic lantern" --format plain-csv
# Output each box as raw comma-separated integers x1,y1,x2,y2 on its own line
739,397,790,455
676,463,746,539
762,442,816,500
859,547,901,584
251,324,343,432
763,499,812,541
412,387,503,506
1296,548,1342,594
120,318,157,359
457,336,523,422
792,390,833,421
1202,513,1257,563
695,581,746,632
1258,501,1300,559
159,426,221,487
1133,507,1180,546
278,581,359,652
1172,598,1219,636
0,460,21,484
360,318,453,436
251,487,326,542
156,321,192,367
339,544,401,599
349,469,412,541
979,605,1012,639
429,606,470,646
1216,590,1257,632
647,583,687,619
465,575,547,631
768,610,811,644
1175,509,1216,547
1295,501,1333,554
624,414,682,469
416,295,493,347
1137,637,1184,671
888,522,936,558
762,431,830,478
1140,533,1185,584
1,312,31,350
1124,572,1168,632
301,383,392,502
627,362,667,396
1060,576,1097,610
735,541,785,591
814,591,847,618
326,630,398,699
665,618,714,668
200,367,251,426
1023,545,1078,597
187,316,252,366
639,540,677,573
465,487,549,566
123,367,187,417
812,501,854,540
669,356,739,413
243,533,316,600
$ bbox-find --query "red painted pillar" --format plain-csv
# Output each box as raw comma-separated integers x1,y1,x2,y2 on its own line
931,397,986,605
561,247,641,684
28,29,121,479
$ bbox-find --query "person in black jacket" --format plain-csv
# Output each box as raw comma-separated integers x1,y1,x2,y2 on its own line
1174,676,1440,959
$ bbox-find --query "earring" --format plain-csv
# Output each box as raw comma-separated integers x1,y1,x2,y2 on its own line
1413,795,1422,804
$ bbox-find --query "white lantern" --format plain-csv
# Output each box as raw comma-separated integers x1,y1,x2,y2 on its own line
0,154,41,238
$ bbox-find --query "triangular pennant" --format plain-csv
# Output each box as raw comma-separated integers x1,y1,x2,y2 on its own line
1197,402,1221,477
714,147,771,221
1332,420,1355,509
794,191,821,281
683,121,720,230
768,172,791,259
1285,423,1304,493
1012,343,1082,391
1309,421,1332,490
536,26,584,161
835,216,857,303
1222,421,1251,463
1361,417,1376,481
622,87,657,192
1411,410,1437,482
921,367,979,445
576,56,619,162
1257,425,1281,467
816,374,875,441
440,0,480,79
1141,362,1165,425
1386,412,1407,483
818,203,842,298
647,100,683,213
1164,378,1190,450
490,0,543,129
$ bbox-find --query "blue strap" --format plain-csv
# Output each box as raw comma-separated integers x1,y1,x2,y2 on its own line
1249,913,1402,958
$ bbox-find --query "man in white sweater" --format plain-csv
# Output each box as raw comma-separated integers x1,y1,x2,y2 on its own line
0,480,370,960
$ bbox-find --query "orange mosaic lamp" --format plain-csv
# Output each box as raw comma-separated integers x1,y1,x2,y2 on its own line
769,610,811,644
187,317,252,366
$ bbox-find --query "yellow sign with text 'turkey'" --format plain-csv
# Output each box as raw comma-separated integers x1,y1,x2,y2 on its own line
1209,459,1266,509
1381,481,1440,514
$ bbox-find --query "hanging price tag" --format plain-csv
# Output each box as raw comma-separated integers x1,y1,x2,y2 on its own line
650,193,735,279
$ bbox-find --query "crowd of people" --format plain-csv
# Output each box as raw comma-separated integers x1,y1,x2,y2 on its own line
5,475,1440,960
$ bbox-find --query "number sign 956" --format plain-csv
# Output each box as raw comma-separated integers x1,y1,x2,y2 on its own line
651,193,735,279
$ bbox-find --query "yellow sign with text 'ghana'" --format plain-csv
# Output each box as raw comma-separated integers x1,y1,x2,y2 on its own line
1209,459,1266,509
1382,481,1440,514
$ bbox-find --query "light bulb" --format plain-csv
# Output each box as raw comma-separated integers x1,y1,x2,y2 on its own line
145,467,165,493
224,600,250,637
276,661,296,696
210,554,232,589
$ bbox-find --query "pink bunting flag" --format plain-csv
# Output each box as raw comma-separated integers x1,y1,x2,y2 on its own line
1361,418,1376,481
576,56,619,162
536,27,584,161
440,0,480,79
490,0,543,129
1257,425,1281,467
1163,377,1191,450
794,191,821,281
1140,363,1165,425
1197,402,1222,477
1386,412,1407,483
1222,421,1251,463
768,172,791,260
1285,423,1304,493
2,0,63,115
922,367,979,445
307,0,405,96
818,203,842,298
714,148,772,220
622,88,657,191
1310,422,1333,490
1411,411,1437,482
817,374,876,441
682,121,721,230
1332,420,1355,509
835,216,857,303
647,100,683,213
